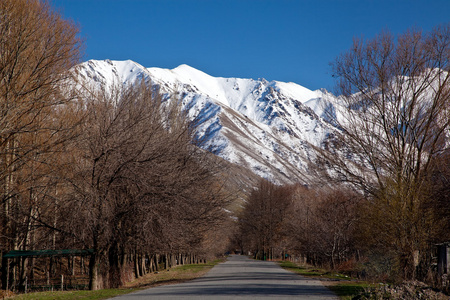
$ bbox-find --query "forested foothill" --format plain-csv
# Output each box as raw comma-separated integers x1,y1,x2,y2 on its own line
234,24,450,295
0,0,231,292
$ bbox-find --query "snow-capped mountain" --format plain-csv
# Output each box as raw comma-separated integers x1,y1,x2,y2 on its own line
74,59,336,184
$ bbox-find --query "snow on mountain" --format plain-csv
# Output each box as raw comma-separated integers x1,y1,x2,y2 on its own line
74,59,336,184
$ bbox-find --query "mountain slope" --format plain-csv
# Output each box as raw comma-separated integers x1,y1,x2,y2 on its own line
74,59,336,184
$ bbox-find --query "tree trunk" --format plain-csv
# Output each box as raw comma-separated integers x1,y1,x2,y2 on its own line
164,253,169,270
80,256,84,275
108,244,125,288
139,254,145,276
19,257,28,292
155,254,160,272
89,253,100,290
134,252,140,278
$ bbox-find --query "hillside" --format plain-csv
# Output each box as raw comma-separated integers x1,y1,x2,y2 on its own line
74,59,337,184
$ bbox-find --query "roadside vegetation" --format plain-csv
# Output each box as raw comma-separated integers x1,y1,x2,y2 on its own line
6,259,223,299
279,260,449,299
0,0,232,295
232,23,450,297
279,260,372,299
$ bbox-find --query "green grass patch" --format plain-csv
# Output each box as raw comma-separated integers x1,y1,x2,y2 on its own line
174,259,223,273
327,282,374,300
279,260,330,277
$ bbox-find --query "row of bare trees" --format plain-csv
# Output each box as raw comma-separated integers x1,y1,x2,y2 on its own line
62,83,229,289
0,0,230,291
236,180,294,260
234,181,359,269
236,162,448,283
0,0,82,291
235,24,450,286
318,24,450,281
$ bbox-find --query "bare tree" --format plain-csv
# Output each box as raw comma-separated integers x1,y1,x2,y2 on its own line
428,152,450,240
285,187,358,269
60,82,228,289
0,0,82,290
238,179,294,260
314,24,450,279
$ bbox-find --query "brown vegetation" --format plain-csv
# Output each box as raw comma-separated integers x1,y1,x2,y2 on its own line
320,24,450,282
0,0,82,292
286,187,359,270
236,182,359,270
237,180,294,260
0,0,232,293
235,24,450,293
60,82,229,289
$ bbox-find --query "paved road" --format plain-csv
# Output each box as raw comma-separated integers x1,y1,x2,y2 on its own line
112,255,338,299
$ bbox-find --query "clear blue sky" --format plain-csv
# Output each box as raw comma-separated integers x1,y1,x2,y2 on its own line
52,0,449,91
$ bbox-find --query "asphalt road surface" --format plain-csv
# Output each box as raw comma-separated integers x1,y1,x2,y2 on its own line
111,255,338,299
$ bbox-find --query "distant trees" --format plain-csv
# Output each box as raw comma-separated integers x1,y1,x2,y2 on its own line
313,24,450,279
236,181,359,268
238,180,294,260
285,187,359,269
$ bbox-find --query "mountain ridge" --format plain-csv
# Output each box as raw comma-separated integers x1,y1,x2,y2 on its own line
74,59,336,184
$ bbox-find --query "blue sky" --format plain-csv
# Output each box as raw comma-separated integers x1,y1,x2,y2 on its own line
52,0,449,91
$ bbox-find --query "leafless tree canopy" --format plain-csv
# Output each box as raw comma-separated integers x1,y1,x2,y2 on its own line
323,25,450,195
0,0,83,291
314,24,450,280
284,187,359,269
236,182,359,270
237,179,295,260
54,82,230,289
0,0,230,292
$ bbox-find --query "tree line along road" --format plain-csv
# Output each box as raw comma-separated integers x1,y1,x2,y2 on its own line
111,255,338,299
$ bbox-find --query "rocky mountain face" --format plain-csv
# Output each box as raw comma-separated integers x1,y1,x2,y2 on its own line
74,59,337,184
